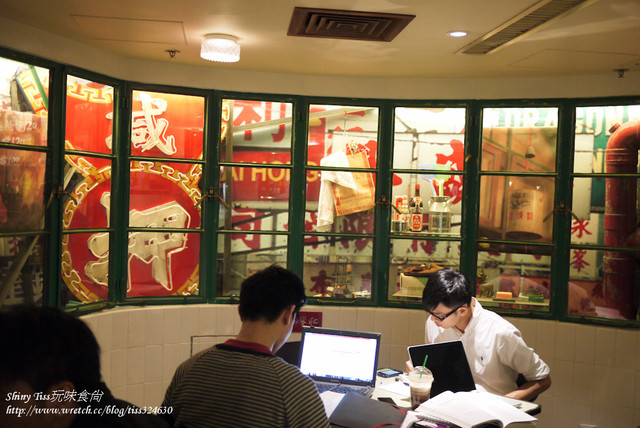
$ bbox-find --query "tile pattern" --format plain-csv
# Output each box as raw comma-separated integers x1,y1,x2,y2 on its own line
82,305,640,428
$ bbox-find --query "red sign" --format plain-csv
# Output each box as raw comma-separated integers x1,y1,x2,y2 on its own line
293,311,323,332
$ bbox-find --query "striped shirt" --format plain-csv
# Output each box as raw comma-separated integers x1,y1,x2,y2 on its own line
161,340,329,428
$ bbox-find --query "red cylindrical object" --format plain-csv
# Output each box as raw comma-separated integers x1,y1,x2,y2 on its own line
604,121,639,320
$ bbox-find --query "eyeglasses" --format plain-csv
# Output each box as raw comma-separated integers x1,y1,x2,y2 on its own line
427,304,465,322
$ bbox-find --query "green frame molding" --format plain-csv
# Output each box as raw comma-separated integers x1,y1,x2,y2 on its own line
1,46,638,328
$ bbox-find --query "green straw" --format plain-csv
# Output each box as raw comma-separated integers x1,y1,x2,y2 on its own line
420,355,428,378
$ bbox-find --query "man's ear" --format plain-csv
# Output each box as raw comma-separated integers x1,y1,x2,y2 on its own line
282,304,296,325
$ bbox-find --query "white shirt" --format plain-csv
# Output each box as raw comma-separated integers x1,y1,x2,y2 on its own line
425,298,550,396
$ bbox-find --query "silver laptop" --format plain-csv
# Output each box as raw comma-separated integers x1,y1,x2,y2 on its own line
299,327,381,396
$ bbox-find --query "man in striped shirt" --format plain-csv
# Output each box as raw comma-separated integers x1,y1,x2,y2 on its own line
161,265,329,428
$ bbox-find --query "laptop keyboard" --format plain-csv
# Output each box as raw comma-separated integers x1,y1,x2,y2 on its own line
316,383,371,395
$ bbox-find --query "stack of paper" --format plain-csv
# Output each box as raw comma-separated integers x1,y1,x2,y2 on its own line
400,390,537,428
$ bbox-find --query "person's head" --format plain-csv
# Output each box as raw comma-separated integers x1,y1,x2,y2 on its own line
0,305,103,428
238,264,306,323
422,268,472,327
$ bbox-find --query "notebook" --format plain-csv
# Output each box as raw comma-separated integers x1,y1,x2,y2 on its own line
407,340,476,397
299,327,381,396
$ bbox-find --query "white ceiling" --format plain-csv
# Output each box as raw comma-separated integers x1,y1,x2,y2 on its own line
1,0,639,79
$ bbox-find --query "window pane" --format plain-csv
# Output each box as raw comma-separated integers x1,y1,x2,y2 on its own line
0,148,46,231
308,104,378,169
130,161,201,229
389,238,460,301
127,231,200,297
66,75,114,154
0,235,44,306
476,249,551,313
131,90,204,159
303,236,373,299
393,107,466,171
482,107,558,173
0,58,49,119
305,170,375,234
568,248,639,320
390,172,462,236
216,233,288,296
571,105,639,321
221,99,292,163
62,232,108,303
574,105,640,174
219,165,290,232
62,154,111,230
479,175,555,242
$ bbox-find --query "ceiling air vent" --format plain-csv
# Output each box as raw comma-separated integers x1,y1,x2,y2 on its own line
287,7,414,42
460,0,590,54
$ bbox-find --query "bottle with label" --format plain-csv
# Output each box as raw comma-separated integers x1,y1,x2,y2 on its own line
410,184,423,232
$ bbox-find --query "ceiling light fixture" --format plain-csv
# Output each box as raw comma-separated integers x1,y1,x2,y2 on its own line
200,34,240,63
447,31,469,37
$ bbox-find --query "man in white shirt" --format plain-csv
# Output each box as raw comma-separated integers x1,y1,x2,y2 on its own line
415,268,551,401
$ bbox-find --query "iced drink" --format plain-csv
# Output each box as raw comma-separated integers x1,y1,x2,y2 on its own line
408,366,433,410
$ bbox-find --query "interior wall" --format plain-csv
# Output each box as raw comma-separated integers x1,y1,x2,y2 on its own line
81,305,640,428
2,17,639,100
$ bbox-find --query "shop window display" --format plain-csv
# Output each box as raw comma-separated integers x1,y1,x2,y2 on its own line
476,107,558,313
217,99,293,295
0,58,48,307
304,104,378,299
571,105,640,321
388,107,465,301
125,90,204,298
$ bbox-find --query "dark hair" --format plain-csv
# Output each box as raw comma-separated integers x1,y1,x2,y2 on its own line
0,306,102,393
238,265,307,323
422,268,472,312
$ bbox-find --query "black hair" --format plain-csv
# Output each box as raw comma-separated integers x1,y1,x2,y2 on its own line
422,268,472,312
238,265,307,323
0,306,102,393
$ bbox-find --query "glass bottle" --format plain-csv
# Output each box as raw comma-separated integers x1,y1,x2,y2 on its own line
410,184,423,232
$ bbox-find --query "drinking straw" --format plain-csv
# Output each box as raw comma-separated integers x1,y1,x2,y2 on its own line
420,354,429,378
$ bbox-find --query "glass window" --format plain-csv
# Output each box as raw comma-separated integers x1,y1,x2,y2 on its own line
0,235,45,306
61,76,114,306
66,76,114,154
126,90,205,298
571,104,640,321
478,106,557,312
388,107,465,301
219,165,290,232
0,58,49,308
482,107,558,172
217,99,294,296
127,231,200,297
305,104,379,300
476,248,551,314
221,99,293,163
131,90,204,159
217,232,288,296
303,236,373,299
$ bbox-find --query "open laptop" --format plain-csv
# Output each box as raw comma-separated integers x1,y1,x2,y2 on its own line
299,327,381,397
407,340,476,397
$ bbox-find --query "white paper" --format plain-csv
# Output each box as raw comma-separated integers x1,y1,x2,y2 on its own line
320,391,345,418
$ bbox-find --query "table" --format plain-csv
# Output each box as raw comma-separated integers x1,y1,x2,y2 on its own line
372,373,541,416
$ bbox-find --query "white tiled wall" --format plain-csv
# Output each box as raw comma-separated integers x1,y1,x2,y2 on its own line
82,305,640,428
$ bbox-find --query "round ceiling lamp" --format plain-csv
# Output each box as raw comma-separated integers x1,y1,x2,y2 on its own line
447,31,469,37
200,34,240,63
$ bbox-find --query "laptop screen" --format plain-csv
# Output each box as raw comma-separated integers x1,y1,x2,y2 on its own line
299,327,381,386
408,340,476,396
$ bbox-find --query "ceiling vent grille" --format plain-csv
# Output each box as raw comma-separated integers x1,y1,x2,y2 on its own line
287,7,414,42
460,0,590,54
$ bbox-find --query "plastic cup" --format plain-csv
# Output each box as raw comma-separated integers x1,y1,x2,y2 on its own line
408,366,434,409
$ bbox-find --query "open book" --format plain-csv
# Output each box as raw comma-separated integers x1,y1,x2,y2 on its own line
401,390,537,428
